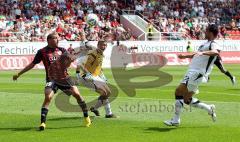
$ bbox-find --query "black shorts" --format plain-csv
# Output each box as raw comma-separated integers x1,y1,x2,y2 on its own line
45,77,75,94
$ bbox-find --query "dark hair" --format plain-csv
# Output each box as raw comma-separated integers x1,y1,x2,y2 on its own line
208,24,219,37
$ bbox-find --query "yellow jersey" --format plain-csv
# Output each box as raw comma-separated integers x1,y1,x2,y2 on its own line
84,49,103,76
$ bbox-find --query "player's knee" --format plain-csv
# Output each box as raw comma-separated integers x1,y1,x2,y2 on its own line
45,88,54,95
69,86,81,96
97,88,108,96
175,84,187,96
183,98,191,105
71,91,81,98
105,89,111,97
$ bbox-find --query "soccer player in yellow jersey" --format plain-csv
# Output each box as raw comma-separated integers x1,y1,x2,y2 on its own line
76,41,117,118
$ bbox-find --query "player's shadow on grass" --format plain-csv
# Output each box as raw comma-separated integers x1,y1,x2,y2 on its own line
144,126,210,133
0,117,94,132
0,126,87,132
0,125,87,132
0,127,35,131
145,127,176,132
48,116,95,121
46,125,85,130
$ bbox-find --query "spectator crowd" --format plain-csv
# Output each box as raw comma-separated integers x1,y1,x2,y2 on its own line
125,0,240,39
0,0,240,41
0,0,134,42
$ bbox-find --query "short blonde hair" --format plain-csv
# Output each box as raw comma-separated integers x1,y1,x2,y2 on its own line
47,32,58,41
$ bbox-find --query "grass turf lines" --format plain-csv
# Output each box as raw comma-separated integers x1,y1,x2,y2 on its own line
0,65,239,142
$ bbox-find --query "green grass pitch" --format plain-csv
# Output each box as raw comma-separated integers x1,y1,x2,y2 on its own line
0,65,239,142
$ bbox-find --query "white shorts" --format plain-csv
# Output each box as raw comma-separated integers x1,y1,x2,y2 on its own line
181,71,203,93
78,75,107,91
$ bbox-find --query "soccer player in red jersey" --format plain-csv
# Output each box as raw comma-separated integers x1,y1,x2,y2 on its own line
13,33,91,130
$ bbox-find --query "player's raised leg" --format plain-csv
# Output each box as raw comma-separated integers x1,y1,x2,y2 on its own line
189,97,216,122
214,57,236,85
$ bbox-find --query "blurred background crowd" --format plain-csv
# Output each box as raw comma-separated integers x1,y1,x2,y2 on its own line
0,0,239,42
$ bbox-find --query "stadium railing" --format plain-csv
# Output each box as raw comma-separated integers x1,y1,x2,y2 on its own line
121,10,191,41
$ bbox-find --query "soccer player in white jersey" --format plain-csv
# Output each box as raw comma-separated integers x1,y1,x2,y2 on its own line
164,24,220,126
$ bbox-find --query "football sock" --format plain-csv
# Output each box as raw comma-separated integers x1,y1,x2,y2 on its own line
93,96,112,115
173,96,184,121
225,71,233,80
190,98,211,113
103,99,112,115
78,101,89,117
41,107,48,123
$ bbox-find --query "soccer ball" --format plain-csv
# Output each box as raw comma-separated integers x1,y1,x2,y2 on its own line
86,14,99,27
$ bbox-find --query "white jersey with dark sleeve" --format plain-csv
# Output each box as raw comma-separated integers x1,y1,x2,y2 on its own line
188,41,221,75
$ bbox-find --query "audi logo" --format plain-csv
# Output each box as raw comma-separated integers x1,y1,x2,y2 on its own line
132,53,167,67
0,57,30,70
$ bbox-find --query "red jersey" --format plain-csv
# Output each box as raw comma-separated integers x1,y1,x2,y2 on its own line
32,46,66,82
48,52,73,81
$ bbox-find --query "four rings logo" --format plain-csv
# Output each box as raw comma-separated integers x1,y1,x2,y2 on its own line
0,56,30,70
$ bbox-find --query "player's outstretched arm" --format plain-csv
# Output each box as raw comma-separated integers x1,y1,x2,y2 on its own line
178,53,195,59
13,63,35,81
72,45,94,55
196,49,219,56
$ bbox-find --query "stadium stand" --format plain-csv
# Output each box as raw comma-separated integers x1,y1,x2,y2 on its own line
0,0,134,42
0,0,239,41
122,0,240,40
